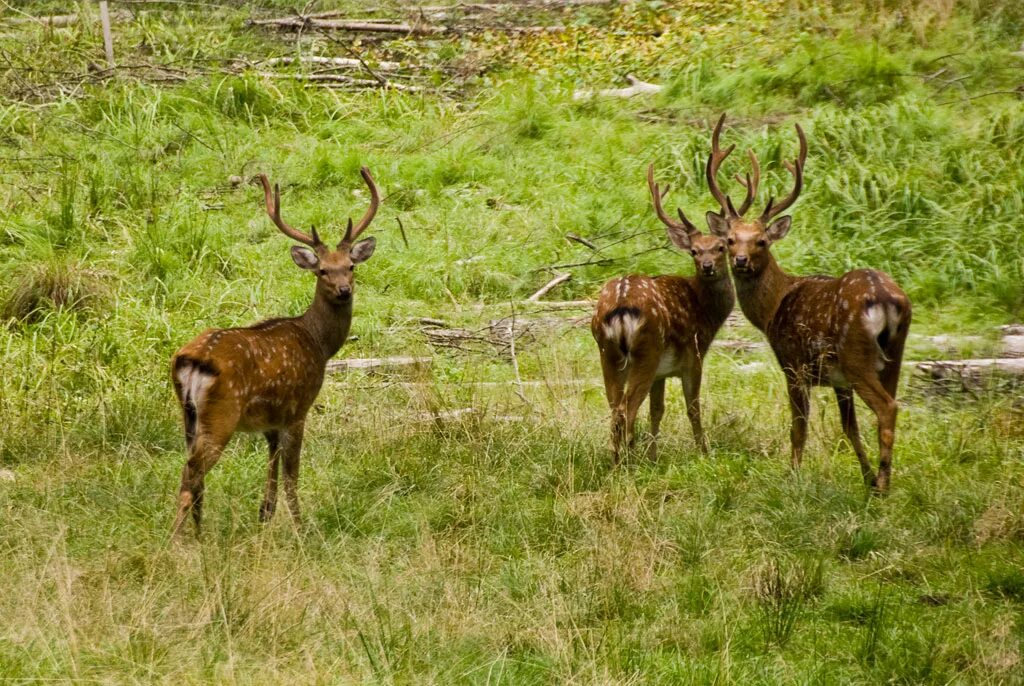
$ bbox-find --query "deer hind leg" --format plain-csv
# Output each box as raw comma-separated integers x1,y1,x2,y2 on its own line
851,377,897,493
259,430,281,523
681,361,708,455
599,351,628,463
172,420,233,539
786,381,810,470
280,421,305,525
647,378,666,461
620,355,660,458
834,387,874,486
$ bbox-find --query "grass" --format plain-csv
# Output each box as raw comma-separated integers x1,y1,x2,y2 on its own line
1,0,1023,682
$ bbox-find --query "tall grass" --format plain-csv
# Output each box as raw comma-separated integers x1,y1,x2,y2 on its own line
0,0,1022,682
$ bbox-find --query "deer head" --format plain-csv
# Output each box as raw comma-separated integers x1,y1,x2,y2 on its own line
702,114,807,275
646,164,729,279
257,168,379,305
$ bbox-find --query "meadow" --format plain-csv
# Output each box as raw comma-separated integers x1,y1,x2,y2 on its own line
1,0,1023,682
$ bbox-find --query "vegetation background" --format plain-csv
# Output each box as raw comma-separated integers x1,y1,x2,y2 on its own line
1,0,1023,682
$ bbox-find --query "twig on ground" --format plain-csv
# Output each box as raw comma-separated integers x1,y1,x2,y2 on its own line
565,233,597,250
527,273,571,302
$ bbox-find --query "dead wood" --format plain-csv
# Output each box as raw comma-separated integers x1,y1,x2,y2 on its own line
573,74,663,101
527,273,571,302
326,356,431,373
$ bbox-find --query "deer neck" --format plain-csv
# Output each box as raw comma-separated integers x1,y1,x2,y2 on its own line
299,291,353,361
693,273,736,329
731,253,794,333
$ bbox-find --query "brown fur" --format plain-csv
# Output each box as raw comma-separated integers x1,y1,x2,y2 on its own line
591,164,735,462
170,170,379,537
705,116,911,491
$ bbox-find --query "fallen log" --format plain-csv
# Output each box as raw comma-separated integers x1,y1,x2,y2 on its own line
914,358,1024,394
257,71,422,91
259,55,403,71
574,74,663,101
326,356,431,373
248,16,443,35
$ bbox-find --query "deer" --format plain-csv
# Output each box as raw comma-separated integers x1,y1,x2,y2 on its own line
702,114,911,492
590,163,740,462
169,168,379,537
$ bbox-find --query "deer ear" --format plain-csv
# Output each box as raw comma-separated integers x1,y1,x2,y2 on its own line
765,216,792,242
350,237,377,264
290,245,319,270
706,211,730,238
665,224,694,252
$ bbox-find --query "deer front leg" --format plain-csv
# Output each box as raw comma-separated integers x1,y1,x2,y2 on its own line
647,378,666,461
280,421,306,525
786,381,810,470
681,361,708,454
852,378,897,493
259,430,281,523
599,351,627,463
834,387,874,486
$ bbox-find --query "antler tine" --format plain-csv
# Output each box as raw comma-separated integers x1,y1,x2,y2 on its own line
257,174,320,248
706,113,738,218
647,164,697,235
735,149,761,216
761,123,808,222
345,166,379,244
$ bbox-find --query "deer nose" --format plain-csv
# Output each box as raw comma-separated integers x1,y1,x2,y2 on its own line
337,286,352,300
701,261,715,274
734,255,749,267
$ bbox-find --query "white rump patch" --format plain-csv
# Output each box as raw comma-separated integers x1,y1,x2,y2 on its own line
177,364,214,411
862,303,901,369
602,313,643,350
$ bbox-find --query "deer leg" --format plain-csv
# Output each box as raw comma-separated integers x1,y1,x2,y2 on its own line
834,387,874,486
172,425,232,539
786,382,810,469
681,362,708,455
620,356,659,457
259,430,281,523
280,421,305,525
599,352,628,463
851,377,898,493
647,378,666,461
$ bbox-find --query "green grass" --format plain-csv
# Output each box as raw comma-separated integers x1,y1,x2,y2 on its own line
1,0,1023,682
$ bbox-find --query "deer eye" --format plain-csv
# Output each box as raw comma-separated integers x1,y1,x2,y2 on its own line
349,265,355,272
727,238,735,246
718,245,725,253
690,249,697,256
756,238,768,248
318,268,327,276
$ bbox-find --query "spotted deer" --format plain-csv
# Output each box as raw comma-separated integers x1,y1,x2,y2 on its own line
703,114,911,491
591,164,737,462
170,168,379,537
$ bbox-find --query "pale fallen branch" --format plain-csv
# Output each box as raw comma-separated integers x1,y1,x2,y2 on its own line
527,273,571,302
326,356,431,373
574,74,663,101
249,16,442,34
257,71,423,91
259,55,403,71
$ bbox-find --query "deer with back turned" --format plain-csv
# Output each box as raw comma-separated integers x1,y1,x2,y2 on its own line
591,162,738,462
703,114,911,491
170,168,379,537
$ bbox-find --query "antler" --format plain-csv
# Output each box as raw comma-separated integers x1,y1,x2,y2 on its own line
706,113,739,219
760,123,808,223
734,149,761,216
341,166,379,245
647,164,698,236
257,174,322,248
